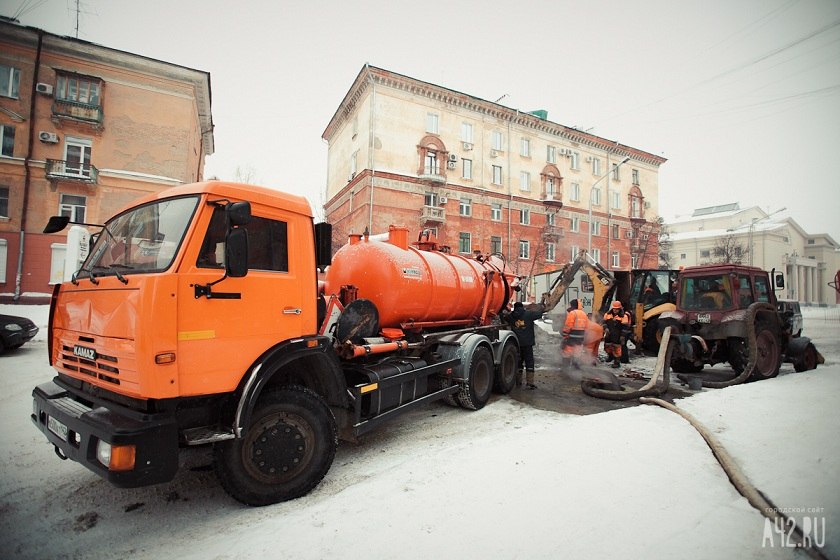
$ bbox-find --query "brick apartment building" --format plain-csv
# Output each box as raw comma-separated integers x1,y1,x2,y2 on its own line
0,18,213,303
322,65,666,286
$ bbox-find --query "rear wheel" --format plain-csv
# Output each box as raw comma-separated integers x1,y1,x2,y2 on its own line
457,346,494,410
493,342,519,394
214,386,337,506
748,328,781,381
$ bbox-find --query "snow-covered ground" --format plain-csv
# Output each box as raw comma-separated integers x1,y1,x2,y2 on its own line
1,304,838,559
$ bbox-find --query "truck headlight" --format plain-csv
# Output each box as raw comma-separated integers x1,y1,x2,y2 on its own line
96,440,136,471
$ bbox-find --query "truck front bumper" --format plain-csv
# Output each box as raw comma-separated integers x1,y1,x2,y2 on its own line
31,379,179,488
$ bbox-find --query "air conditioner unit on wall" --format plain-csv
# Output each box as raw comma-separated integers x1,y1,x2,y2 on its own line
644,201,651,209
446,161,456,169
490,149,499,158
39,131,59,143
462,142,473,151
439,196,448,204
448,153,457,162
36,83,54,95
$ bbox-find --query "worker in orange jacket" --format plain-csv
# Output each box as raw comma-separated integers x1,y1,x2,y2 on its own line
603,300,631,368
582,313,604,366
561,298,589,369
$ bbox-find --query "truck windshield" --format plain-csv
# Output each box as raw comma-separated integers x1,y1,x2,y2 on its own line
680,274,733,310
78,196,199,278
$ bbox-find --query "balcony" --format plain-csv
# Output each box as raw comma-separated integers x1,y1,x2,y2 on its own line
45,159,99,184
421,205,446,223
542,225,565,240
52,98,103,125
540,191,564,208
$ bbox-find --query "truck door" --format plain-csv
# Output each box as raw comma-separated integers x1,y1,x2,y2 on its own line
177,206,309,396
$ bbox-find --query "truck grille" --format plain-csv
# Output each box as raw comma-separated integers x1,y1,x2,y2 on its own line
59,342,122,386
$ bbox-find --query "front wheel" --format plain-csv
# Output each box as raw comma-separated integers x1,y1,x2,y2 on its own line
794,343,818,372
214,386,338,506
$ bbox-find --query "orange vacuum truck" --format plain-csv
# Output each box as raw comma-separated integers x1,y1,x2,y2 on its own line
31,181,523,506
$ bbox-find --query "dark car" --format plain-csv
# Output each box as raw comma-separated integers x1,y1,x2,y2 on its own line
0,314,39,354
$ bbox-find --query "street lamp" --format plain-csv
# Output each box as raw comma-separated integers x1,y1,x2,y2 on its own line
588,156,631,254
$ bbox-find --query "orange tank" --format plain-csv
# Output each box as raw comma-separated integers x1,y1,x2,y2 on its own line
325,226,515,329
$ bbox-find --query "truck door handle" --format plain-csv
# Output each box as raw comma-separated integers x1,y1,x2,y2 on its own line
283,308,302,315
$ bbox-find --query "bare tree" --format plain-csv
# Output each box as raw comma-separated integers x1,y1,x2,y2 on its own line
710,234,748,264
654,216,673,269
233,165,259,184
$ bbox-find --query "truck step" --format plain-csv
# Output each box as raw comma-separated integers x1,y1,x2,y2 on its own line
183,427,235,446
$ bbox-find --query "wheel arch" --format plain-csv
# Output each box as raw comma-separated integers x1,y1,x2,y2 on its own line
232,338,348,438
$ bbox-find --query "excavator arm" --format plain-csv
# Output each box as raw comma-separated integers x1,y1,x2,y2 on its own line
540,250,615,313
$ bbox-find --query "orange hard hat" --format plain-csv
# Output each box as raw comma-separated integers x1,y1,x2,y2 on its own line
611,300,623,309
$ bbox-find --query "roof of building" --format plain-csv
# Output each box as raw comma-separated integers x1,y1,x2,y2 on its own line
323,64,667,167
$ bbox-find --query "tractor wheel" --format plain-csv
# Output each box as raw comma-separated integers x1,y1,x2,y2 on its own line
493,341,519,394
457,345,494,410
214,386,337,506
728,337,749,374
794,343,819,372
748,328,781,381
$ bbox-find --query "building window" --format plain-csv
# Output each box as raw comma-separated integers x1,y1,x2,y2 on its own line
490,236,502,254
570,182,580,202
520,208,530,225
590,220,601,236
491,203,502,221
462,158,472,179
547,212,555,226
612,224,620,239
424,227,438,238
546,242,556,262
631,196,642,219
519,240,530,260
520,171,530,191
0,64,21,98
424,150,439,175
547,145,556,164
461,122,474,143
459,198,472,217
59,194,87,223
700,250,711,258
0,186,8,218
56,73,101,106
1,125,14,157
492,130,503,151
459,232,471,254
592,158,601,176
424,191,438,207
492,165,503,185
611,163,621,180
570,245,579,260
570,151,579,169
545,176,555,197
632,169,639,185
631,254,639,268
611,251,620,267
592,186,601,206
426,113,439,134
591,249,601,263
570,216,580,233
65,137,93,177
521,137,531,157
610,191,621,210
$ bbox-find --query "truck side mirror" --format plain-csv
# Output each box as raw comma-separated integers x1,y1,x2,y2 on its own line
225,228,248,278
774,271,785,289
314,222,332,269
226,201,252,227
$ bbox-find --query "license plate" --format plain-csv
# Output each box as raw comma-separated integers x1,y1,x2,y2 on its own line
48,416,69,442
697,313,711,324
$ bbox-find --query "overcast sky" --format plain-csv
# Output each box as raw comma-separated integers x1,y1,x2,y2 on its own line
9,0,840,240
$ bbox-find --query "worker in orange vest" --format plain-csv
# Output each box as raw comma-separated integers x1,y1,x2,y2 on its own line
582,313,604,366
561,298,589,369
603,300,631,368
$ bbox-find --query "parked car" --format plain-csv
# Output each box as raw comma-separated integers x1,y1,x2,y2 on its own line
0,314,39,354
776,299,804,337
